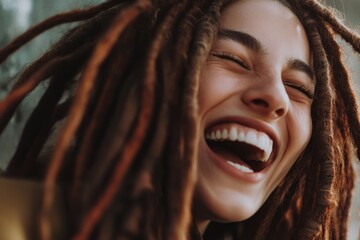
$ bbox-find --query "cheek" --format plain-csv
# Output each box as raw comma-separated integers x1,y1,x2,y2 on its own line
284,105,312,167
268,106,312,192
198,65,240,115
293,106,312,147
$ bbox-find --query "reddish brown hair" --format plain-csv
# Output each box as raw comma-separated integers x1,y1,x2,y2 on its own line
0,0,359,239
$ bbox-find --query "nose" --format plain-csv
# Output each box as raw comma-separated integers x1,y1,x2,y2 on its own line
241,78,290,119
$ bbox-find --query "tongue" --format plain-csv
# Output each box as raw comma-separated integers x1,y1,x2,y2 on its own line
207,141,268,172
209,142,254,171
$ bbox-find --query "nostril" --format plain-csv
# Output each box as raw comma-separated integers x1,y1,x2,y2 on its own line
251,99,286,117
275,108,285,117
252,99,269,108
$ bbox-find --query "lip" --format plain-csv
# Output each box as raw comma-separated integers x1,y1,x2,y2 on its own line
203,116,279,178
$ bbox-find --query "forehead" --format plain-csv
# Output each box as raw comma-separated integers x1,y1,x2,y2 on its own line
220,0,311,63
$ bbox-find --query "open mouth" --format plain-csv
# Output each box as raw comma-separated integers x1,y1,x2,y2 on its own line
205,124,276,173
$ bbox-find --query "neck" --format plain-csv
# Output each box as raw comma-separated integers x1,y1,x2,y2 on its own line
196,219,210,236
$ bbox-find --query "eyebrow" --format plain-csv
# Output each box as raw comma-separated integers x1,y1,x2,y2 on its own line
287,59,315,81
218,29,264,54
218,28,314,80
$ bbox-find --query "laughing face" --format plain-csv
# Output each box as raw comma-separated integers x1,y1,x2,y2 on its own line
194,0,314,226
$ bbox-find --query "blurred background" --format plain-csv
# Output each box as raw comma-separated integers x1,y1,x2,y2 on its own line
0,0,359,238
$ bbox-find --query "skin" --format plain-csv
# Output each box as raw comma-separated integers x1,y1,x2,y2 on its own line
194,0,314,234
0,178,67,240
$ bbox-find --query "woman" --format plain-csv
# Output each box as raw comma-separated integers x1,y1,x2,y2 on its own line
195,0,313,236
0,0,359,239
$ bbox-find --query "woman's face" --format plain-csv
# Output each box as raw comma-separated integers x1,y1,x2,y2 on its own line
195,0,313,223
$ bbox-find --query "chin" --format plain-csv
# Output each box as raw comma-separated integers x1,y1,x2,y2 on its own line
194,178,264,223
212,202,260,223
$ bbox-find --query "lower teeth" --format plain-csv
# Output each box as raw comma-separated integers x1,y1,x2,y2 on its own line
226,161,254,173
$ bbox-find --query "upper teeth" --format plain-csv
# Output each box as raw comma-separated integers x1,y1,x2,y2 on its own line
205,126,273,162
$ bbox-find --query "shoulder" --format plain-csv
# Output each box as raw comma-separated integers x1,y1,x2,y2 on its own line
0,177,67,240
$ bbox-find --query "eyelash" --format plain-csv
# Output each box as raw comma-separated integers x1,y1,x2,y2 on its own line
211,51,313,99
284,81,314,99
212,51,251,70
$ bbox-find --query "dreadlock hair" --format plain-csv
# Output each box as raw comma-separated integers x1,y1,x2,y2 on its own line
0,0,359,239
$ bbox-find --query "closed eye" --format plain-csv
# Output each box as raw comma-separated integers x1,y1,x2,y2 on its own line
284,81,314,99
212,51,251,70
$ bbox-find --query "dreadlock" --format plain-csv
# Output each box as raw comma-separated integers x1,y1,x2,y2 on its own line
0,0,359,239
